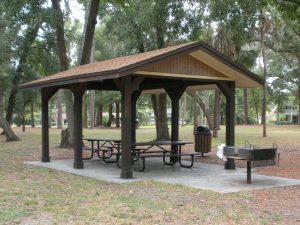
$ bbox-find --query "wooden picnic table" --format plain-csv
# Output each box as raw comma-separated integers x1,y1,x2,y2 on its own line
82,138,121,160
83,138,201,171
128,140,200,171
132,140,192,153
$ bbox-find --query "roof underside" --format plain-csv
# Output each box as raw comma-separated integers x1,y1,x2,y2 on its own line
19,41,264,90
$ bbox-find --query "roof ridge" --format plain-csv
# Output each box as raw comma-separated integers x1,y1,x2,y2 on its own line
80,41,199,66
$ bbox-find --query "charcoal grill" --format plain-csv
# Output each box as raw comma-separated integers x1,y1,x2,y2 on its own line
239,144,277,160
224,143,277,184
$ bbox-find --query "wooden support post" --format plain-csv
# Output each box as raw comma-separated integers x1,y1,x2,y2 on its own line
165,85,186,163
71,84,86,169
116,76,144,179
217,81,235,169
41,88,58,162
131,90,142,143
247,160,252,184
120,78,133,178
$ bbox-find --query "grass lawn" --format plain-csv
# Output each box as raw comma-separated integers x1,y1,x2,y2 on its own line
0,125,299,224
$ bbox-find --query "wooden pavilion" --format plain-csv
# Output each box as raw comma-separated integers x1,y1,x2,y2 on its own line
19,41,264,179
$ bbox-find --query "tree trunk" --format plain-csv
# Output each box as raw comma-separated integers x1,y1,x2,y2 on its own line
156,94,169,140
83,95,88,128
56,90,63,129
0,92,3,112
189,91,198,132
52,0,74,147
90,90,95,128
63,90,74,147
151,94,169,140
6,24,40,124
181,92,187,126
252,89,259,124
22,102,27,132
52,0,99,147
187,91,213,129
213,90,220,137
30,101,35,127
218,95,221,129
116,101,120,128
106,103,113,127
243,88,249,124
150,6,170,140
276,95,280,123
22,113,25,132
78,0,100,65
298,74,300,126
0,113,20,141
99,104,103,126
0,92,3,132
89,38,96,129
261,13,267,137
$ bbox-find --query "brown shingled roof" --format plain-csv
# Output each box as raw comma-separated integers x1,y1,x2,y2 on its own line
20,42,199,89
19,41,264,90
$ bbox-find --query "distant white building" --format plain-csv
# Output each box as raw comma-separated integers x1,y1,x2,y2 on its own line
284,105,299,124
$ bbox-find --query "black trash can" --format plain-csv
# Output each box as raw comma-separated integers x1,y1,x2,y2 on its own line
194,126,212,156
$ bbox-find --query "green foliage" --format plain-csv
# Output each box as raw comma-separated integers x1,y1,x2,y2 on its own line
0,0,298,126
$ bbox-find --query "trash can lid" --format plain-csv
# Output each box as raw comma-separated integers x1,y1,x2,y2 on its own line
196,125,211,134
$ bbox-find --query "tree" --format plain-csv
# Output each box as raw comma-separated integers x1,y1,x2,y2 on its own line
51,0,100,148
6,23,41,124
266,1,300,125
51,0,75,148
102,0,194,140
0,113,20,141
260,11,268,137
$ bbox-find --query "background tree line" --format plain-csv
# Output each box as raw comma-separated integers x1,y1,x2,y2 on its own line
0,0,299,142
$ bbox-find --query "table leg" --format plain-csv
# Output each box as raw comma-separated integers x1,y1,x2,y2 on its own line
83,140,94,160
170,144,178,163
247,160,251,184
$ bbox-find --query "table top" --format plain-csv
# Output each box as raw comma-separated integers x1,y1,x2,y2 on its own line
83,138,121,142
83,139,192,146
133,140,193,146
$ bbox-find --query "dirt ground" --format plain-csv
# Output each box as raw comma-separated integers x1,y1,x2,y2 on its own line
192,137,300,224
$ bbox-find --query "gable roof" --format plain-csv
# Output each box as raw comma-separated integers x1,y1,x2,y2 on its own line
19,41,264,90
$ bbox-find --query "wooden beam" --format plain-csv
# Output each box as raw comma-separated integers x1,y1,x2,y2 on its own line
70,83,86,169
86,81,118,91
140,80,215,91
41,87,58,162
134,71,232,81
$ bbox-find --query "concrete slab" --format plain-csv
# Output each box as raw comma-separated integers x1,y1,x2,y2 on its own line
25,158,300,193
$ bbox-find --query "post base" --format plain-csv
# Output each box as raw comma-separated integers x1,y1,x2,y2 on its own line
73,161,84,169
120,170,133,179
41,156,50,162
224,158,235,169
